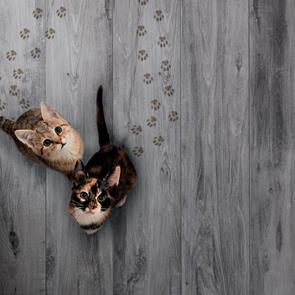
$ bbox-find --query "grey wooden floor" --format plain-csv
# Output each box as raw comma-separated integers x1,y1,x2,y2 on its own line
0,0,295,294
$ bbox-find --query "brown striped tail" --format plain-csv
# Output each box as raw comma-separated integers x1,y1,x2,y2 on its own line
0,116,15,136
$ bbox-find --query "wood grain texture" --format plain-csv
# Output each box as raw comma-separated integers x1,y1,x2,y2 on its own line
45,1,113,294
0,0,46,294
250,0,295,294
112,0,181,294
1,0,295,294
181,0,249,294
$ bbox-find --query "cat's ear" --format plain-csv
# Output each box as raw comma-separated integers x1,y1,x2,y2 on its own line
73,160,87,183
15,129,36,149
40,102,63,121
108,166,121,187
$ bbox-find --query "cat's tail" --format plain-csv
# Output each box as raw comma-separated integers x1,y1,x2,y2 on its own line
97,85,110,147
0,116,15,136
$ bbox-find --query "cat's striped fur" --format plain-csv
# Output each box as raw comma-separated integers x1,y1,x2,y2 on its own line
0,104,83,177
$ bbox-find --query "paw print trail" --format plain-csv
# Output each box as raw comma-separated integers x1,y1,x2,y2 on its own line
20,28,30,39
33,8,43,19
154,10,164,22
31,48,41,59
56,7,66,18
138,50,148,61
6,50,17,61
131,125,142,135
132,147,144,157
13,69,24,79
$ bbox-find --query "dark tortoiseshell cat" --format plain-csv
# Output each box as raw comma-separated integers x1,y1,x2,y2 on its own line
69,86,137,235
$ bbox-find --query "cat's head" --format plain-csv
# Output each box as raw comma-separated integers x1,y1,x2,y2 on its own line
14,103,83,163
69,160,121,213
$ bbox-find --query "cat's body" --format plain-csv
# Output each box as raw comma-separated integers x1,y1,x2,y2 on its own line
69,86,137,235
0,104,83,177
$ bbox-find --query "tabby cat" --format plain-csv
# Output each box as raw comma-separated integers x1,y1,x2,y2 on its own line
0,103,83,177
69,86,137,235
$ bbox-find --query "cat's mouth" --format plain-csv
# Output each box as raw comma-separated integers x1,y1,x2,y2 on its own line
60,143,67,149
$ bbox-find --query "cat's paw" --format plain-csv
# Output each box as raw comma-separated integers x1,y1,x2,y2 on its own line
150,99,161,110
132,146,144,157
33,8,43,19
18,98,31,110
146,116,157,127
20,28,30,39
56,6,66,18
137,25,147,37
9,85,19,96
31,48,41,59
168,111,179,122
131,125,142,135
45,28,56,39
6,50,17,61
157,36,168,48
139,0,149,5
143,73,153,84
138,49,148,61
160,60,171,72
13,68,24,79
164,85,174,96
0,99,7,111
153,136,164,146
154,10,164,21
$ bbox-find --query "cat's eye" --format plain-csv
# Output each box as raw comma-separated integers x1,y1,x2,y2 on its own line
98,194,106,202
43,139,52,147
80,192,89,200
55,126,62,135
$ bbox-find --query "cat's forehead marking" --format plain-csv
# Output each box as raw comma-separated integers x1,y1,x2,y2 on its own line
76,178,98,191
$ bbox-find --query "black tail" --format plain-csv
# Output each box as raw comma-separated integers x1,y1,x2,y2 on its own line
97,86,110,147
0,116,15,136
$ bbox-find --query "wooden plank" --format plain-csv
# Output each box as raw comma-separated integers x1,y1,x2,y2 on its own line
112,0,181,294
250,0,295,294
0,0,46,294
45,1,113,294
181,0,249,294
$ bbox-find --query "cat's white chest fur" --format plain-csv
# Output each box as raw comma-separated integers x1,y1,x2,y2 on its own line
72,207,109,226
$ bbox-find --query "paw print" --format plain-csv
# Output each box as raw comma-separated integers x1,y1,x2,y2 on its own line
160,60,171,72
164,85,174,96
153,136,164,146
18,98,31,110
138,49,148,61
13,68,24,79
143,73,153,84
131,125,142,135
6,50,17,61
154,10,164,21
150,99,161,110
146,116,157,127
168,111,179,122
132,146,144,157
0,99,7,111
138,0,149,5
9,85,19,96
157,36,168,48
45,28,56,39
56,6,66,18
137,25,147,37
33,8,43,19
20,28,30,39
31,48,41,59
